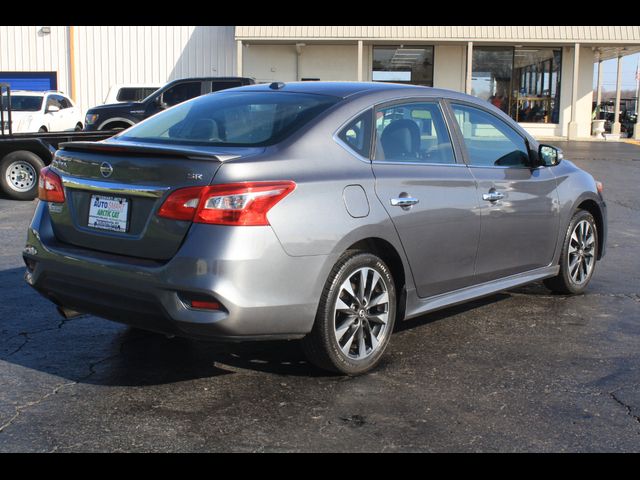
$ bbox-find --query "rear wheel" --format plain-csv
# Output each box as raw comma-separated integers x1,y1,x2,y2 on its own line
74,122,83,131
544,209,598,294
0,151,45,200
302,251,396,375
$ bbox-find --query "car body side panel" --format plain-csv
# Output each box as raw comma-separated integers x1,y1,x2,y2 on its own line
372,163,481,298
468,165,560,282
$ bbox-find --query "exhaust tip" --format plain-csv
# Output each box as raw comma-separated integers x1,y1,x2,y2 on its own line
56,305,85,320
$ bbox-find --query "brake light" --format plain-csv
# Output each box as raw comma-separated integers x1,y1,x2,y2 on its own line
157,186,202,221
157,181,296,226
38,166,65,203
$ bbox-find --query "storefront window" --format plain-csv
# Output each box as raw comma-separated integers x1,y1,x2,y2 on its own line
471,46,562,124
372,46,434,86
471,47,513,115
512,48,562,124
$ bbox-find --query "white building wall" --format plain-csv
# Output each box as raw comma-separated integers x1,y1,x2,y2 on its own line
0,26,237,116
299,45,358,80
432,45,466,91
73,26,236,115
0,26,71,95
242,45,297,83
242,44,359,82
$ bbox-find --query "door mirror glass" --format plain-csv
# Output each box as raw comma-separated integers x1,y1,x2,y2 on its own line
538,144,562,166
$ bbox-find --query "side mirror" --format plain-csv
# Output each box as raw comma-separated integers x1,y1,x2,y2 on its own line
538,144,563,166
46,105,60,113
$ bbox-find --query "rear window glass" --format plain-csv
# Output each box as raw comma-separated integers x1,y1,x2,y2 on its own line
2,95,43,111
116,87,159,102
117,91,340,147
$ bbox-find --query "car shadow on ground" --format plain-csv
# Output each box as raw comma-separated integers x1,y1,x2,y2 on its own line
0,265,550,386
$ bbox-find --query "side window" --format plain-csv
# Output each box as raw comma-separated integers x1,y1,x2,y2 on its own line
373,102,455,164
337,110,372,158
210,81,242,93
59,96,72,109
45,96,62,111
116,88,138,102
451,103,530,167
161,82,202,107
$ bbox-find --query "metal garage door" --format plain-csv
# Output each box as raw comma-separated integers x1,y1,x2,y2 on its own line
0,72,57,91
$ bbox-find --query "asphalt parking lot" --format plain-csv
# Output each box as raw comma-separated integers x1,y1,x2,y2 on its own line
0,140,639,452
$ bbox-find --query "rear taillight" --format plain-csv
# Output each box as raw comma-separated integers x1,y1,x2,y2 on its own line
157,181,295,226
157,186,202,221
38,166,65,203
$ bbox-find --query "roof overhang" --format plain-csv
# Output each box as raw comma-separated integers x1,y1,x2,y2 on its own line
236,26,640,59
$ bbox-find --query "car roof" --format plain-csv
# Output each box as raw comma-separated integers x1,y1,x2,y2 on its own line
233,81,480,102
10,90,67,96
236,81,425,98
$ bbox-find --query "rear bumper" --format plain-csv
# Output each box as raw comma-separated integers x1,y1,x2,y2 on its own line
24,201,333,341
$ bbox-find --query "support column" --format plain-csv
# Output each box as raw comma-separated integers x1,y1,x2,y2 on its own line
236,40,243,77
465,41,473,94
596,53,603,110
635,57,640,140
67,26,76,103
357,40,363,82
568,43,580,140
612,53,623,135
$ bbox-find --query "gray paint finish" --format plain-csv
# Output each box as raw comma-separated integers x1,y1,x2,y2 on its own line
24,82,607,341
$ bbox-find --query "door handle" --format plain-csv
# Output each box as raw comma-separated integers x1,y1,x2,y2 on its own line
390,197,419,207
482,191,505,202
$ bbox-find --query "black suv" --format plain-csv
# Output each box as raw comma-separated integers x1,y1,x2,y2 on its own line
84,77,255,131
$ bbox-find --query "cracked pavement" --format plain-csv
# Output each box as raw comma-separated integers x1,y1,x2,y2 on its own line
0,141,639,452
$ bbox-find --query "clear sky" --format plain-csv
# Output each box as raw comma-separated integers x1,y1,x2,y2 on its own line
593,52,639,93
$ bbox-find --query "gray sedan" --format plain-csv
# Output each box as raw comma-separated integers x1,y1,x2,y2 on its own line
24,82,607,375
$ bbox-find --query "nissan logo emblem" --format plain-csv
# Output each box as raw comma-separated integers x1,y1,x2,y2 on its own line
100,162,113,178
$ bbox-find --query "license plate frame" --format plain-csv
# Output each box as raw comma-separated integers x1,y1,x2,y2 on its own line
87,194,130,233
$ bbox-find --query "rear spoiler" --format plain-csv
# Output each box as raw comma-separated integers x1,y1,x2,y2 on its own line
58,141,238,161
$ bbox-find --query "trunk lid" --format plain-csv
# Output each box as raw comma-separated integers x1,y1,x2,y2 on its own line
48,140,258,260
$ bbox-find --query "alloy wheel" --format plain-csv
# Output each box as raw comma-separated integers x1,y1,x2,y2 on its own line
567,219,596,285
333,267,390,360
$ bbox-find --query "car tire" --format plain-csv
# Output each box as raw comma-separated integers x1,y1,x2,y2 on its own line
74,123,83,131
544,209,598,295
0,151,45,200
38,126,47,133
301,250,396,375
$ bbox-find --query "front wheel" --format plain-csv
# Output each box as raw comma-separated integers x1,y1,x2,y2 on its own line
544,210,598,294
302,251,396,375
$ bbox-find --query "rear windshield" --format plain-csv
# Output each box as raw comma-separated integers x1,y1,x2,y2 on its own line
1,95,43,111
116,87,159,102
117,91,340,147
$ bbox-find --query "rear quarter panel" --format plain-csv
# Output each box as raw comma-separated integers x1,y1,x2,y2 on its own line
211,97,417,293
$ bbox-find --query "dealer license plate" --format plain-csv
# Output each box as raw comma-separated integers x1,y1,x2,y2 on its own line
88,195,129,232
